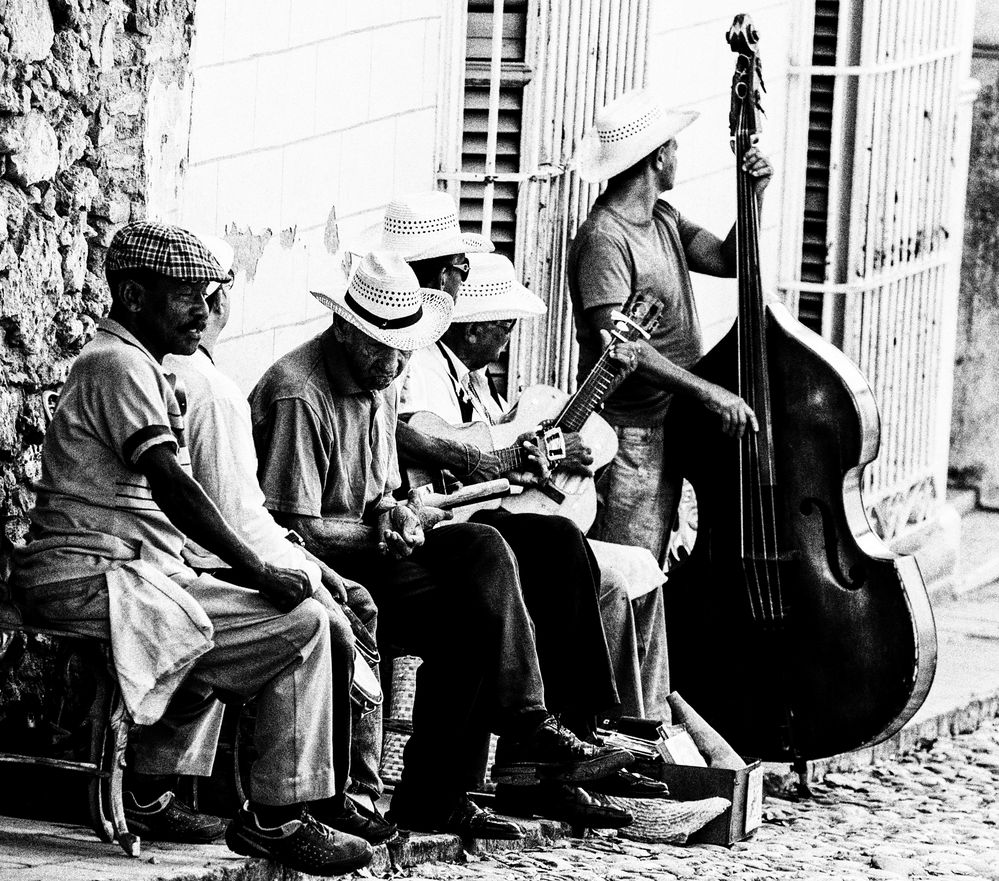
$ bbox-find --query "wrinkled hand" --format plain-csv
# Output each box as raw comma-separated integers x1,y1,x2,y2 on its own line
507,432,550,487
256,562,314,613
317,560,348,604
405,489,453,532
376,504,425,559
699,383,759,438
562,431,594,477
742,145,772,203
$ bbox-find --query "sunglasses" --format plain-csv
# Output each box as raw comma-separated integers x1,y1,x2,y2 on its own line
445,258,470,282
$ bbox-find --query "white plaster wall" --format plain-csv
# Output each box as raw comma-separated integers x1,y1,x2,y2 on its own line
647,1,795,349
180,0,444,392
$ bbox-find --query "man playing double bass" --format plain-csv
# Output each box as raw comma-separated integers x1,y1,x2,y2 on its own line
567,88,772,712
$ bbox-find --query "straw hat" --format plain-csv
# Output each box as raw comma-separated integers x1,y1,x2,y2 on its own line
573,89,699,183
311,251,453,351
196,234,235,295
350,192,495,261
452,252,546,323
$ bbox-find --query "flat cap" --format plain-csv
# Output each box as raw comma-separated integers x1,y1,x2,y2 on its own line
106,221,228,283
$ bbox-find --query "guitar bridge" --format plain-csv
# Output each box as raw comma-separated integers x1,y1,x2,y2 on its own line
539,480,566,504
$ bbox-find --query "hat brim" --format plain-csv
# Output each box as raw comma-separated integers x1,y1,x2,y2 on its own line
311,286,454,351
451,280,547,323
348,222,494,260
572,109,699,182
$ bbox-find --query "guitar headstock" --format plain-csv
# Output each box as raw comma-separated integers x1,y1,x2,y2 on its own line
611,289,664,343
727,13,765,142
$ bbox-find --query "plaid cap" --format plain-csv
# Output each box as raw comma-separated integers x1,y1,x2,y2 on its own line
106,221,228,283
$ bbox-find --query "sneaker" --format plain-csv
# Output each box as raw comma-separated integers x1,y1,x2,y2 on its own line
495,781,633,830
123,790,226,843
389,793,525,840
225,803,373,876
311,795,399,845
492,716,634,786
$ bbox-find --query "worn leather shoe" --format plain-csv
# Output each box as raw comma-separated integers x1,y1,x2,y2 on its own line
226,803,373,876
584,769,671,798
389,793,525,840
311,795,398,845
492,716,634,786
123,790,226,843
495,781,633,829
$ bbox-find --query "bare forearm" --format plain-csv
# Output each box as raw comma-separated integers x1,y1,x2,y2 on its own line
279,513,379,561
396,420,470,473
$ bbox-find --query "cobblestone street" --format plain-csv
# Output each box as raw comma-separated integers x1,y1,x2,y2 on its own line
395,718,999,881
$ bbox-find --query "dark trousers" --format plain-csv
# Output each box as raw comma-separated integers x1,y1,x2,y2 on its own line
332,521,548,807
470,508,620,722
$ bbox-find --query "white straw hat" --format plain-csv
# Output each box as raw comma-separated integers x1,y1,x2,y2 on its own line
452,252,546,323
311,251,453,351
350,192,495,261
196,234,235,295
572,89,699,182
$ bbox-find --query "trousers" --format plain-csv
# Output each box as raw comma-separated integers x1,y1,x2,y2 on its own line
592,421,679,722
22,568,337,806
330,521,548,809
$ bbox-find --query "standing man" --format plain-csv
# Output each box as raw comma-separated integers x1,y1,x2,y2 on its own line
249,252,632,839
163,236,395,846
11,222,372,876
567,89,771,710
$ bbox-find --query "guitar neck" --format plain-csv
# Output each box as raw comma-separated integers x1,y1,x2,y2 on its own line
556,350,618,433
494,444,528,474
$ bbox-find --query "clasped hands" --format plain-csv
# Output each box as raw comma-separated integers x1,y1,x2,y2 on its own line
376,490,453,559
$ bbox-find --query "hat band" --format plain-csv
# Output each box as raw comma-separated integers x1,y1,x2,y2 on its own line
346,290,424,330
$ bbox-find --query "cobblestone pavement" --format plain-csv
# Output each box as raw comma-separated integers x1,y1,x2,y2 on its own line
391,717,999,881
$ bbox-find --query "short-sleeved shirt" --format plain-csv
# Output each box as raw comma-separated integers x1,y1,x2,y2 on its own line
249,326,401,523
13,319,190,588
165,348,303,571
567,198,705,426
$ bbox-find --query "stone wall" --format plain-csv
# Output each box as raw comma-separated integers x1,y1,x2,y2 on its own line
951,57,999,509
0,0,195,580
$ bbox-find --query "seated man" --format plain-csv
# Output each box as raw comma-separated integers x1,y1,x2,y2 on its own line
163,236,394,845
399,251,670,807
249,251,633,839
11,222,371,877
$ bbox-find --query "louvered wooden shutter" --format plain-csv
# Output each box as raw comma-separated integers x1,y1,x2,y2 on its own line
798,0,839,332
459,0,529,260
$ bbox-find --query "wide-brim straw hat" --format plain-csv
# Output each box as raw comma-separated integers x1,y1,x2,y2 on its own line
196,234,235,295
452,252,546,323
350,192,495,261
573,88,699,183
311,251,453,351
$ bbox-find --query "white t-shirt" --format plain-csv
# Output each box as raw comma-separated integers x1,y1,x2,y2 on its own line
165,348,321,587
400,342,506,425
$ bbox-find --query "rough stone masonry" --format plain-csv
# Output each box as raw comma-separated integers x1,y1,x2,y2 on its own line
0,0,195,583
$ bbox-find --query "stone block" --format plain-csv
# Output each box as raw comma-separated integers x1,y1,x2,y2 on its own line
1,112,59,187
4,0,55,62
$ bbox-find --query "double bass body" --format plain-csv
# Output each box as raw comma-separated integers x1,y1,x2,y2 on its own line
663,303,937,762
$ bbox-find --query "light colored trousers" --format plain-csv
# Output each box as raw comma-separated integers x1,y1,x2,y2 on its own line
23,568,336,807
592,421,677,724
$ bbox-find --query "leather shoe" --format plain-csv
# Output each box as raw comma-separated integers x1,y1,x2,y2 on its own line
123,790,225,843
311,795,399,845
495,781,633,830
389,793,525,840
584,769,671,798
492,716,634,786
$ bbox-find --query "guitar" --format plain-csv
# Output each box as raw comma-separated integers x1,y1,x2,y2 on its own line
406,291,662,530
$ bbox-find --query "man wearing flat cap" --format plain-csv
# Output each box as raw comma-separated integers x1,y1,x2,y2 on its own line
250,251,633,840
567,89,772,720
12,221,372,876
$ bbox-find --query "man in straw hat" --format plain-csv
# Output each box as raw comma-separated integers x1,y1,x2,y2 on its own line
567,89,772,715
163,236,396,846
249,251,634,839
11,221,373,876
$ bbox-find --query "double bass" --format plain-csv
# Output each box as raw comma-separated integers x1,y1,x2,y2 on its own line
662,15,937,764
